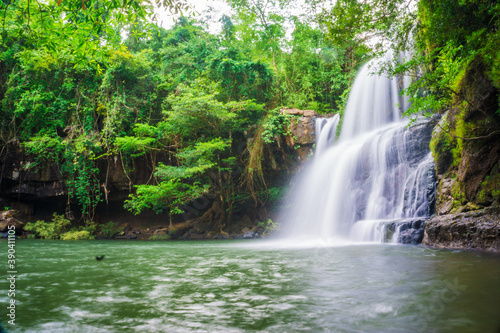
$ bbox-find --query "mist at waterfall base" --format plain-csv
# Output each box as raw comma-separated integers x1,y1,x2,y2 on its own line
277,56,435,245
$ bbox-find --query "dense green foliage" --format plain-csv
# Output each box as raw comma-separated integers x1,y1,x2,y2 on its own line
98,221,124,238
24,213,125,239
321,0,500,209
320,0,499,116
0,0,359,229
416,0,500,208
409,0,499,116
24,213,95,240
24,213,72,239
2,0,498,232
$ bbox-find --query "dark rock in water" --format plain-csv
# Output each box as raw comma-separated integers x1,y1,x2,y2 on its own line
426,164,437,216
423,208,500,252
379,218,427,245
397,227,425,245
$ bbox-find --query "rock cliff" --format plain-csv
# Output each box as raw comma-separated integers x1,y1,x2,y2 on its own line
423,60,500,252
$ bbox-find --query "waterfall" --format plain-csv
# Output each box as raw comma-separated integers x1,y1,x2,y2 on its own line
278,56,435,244
315,114,340,157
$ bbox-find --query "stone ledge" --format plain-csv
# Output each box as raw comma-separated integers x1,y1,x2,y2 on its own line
422,207,500,252
280,108,318,117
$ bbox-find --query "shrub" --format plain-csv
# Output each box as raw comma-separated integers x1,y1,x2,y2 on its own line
148,234,171,241
60,230,95,240
24,213,71,239
99,221,124,238
24,213,98,240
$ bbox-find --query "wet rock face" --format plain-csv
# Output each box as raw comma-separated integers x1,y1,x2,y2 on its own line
432,124,500,216
4,181,66,198
281,108,337,147
381,218,427,245
426,124,499,252
287,117,316,146
398,227,425,245
405,118,437,165
428,62,500,253
1,149,157,201
431,114,454,175
280,109,338,163
1,149,67,199
435,177,457,215
395,219,426,245
458,138,500,202
427,71,500,252
423,208,500,252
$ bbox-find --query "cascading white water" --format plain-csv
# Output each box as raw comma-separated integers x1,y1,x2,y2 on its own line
315,114,340,157
278,55,435,243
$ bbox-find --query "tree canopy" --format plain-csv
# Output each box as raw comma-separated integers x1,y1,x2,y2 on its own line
1,0,498,229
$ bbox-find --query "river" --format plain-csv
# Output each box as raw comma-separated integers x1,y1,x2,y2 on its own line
1,240,500,332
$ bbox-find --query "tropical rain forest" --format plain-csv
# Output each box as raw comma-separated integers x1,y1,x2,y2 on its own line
1,0,500,331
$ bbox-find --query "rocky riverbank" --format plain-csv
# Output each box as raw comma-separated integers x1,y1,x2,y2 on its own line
0,202,274,241
423,208,500,252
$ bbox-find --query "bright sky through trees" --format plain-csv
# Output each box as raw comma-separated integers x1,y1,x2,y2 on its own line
154,0,319,36
155,0,233,34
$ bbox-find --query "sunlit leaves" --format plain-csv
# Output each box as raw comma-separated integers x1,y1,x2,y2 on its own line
1,0,190,62
319,0,418,54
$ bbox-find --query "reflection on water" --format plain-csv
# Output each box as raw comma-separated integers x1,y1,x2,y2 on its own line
1,240,500,332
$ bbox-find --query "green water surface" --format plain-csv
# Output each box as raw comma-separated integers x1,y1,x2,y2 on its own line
1,240,500,332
